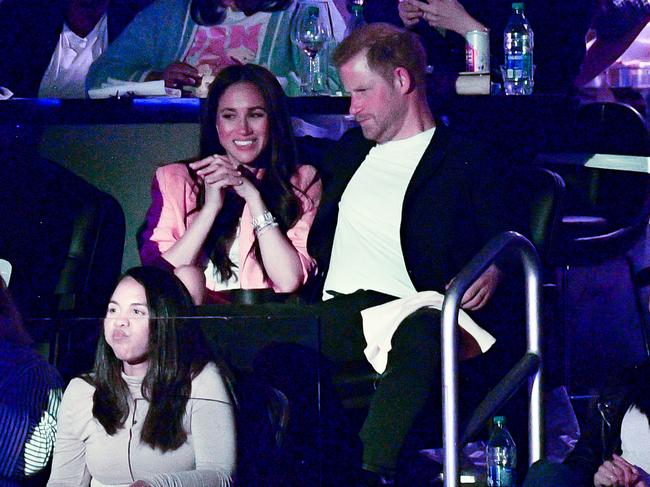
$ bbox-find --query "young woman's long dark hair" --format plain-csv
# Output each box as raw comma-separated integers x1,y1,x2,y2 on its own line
90,266,214,452
197,63,303,283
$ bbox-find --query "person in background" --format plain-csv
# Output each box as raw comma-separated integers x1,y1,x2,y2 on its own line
0,0,153,98
0,275,63,486
139,64,321,304
86,0,348,96
364,0,594,93
306,22,525,484
524,359,650,486
47,266,236,486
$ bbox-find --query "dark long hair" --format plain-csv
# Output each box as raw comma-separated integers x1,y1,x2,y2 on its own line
197,64,303,283
90,266,214,452
190,0,292,24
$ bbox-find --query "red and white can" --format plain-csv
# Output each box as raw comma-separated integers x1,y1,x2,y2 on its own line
465,29,490,73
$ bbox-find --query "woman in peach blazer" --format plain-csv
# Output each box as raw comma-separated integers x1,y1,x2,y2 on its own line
139,64,321,303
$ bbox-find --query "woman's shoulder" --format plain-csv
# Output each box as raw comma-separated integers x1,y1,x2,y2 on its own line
59,377,96,419
156,162,192,180
191,362,233,404
64,376,96,399
155,163,198,192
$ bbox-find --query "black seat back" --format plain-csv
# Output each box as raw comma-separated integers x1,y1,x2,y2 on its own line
506,166,566,272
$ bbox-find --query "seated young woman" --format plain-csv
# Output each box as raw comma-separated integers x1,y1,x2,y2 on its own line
139,63,322,304
47,266,236,486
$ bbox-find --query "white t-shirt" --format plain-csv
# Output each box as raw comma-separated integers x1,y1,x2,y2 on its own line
621,405,650,473
204,222,241,291
38,15,108,98
323,127,435,300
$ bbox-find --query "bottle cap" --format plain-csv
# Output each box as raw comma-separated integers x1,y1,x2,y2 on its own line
512,2,524,9
493,416,506,426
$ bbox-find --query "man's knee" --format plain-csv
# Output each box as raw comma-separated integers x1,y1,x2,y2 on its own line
393,308,441,346
389,308,441,365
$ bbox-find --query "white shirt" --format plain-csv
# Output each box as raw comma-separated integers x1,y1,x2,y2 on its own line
621,405,650,473
204,222,241,291
323,128,436,300
38,14,108,98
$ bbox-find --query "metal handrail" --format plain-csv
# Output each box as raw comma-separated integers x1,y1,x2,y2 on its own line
441,231,543,486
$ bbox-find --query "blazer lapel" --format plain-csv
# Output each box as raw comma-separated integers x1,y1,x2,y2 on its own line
404,123,450,202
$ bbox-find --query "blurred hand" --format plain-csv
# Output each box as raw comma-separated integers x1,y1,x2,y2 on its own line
129,481,153,487
403,0,485,36
447,264,501,311
594,455,641,486
398,0,422,28
161,61,201,88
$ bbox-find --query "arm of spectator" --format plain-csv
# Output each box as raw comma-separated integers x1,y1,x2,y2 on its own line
145,61,201,89
86,1,181,90
24,387,63,476
47,379,93,486
400,0,487,36
447,264,502,311
575,20,649,87
228,164,320,293
0,357,63,480
140,165,214,270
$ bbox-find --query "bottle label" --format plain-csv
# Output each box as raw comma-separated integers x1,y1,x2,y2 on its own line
505,53,531,80
487,466,515,486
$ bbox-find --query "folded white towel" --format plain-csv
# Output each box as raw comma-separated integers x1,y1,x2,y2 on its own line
361,291,496,373
88,80,181,99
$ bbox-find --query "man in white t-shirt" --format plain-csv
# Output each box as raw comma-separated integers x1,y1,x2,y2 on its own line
306,23,522,484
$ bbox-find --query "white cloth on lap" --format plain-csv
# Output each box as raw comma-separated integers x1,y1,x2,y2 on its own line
361,290,496,374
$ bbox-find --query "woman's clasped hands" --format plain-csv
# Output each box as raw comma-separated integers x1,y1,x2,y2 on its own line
190,155,259,210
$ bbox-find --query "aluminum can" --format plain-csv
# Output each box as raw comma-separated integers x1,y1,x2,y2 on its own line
465,29,490,73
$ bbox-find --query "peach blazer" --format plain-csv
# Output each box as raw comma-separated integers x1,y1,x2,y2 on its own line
140,163,321,291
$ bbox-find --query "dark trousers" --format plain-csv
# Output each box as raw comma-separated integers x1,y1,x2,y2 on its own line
317,290,515,476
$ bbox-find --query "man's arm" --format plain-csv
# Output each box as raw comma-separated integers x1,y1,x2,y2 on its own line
87,0,179,90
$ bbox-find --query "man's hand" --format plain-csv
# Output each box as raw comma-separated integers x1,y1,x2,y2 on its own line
130,481,153,487
157,61,201,88
402,0,486,36
447,264,501,311
594,455,644,486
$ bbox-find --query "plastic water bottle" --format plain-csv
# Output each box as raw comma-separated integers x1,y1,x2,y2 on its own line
486,416,517,486
503,2,534,95
344,0,365,38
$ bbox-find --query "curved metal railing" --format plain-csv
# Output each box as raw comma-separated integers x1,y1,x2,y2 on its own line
441,231,543,486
